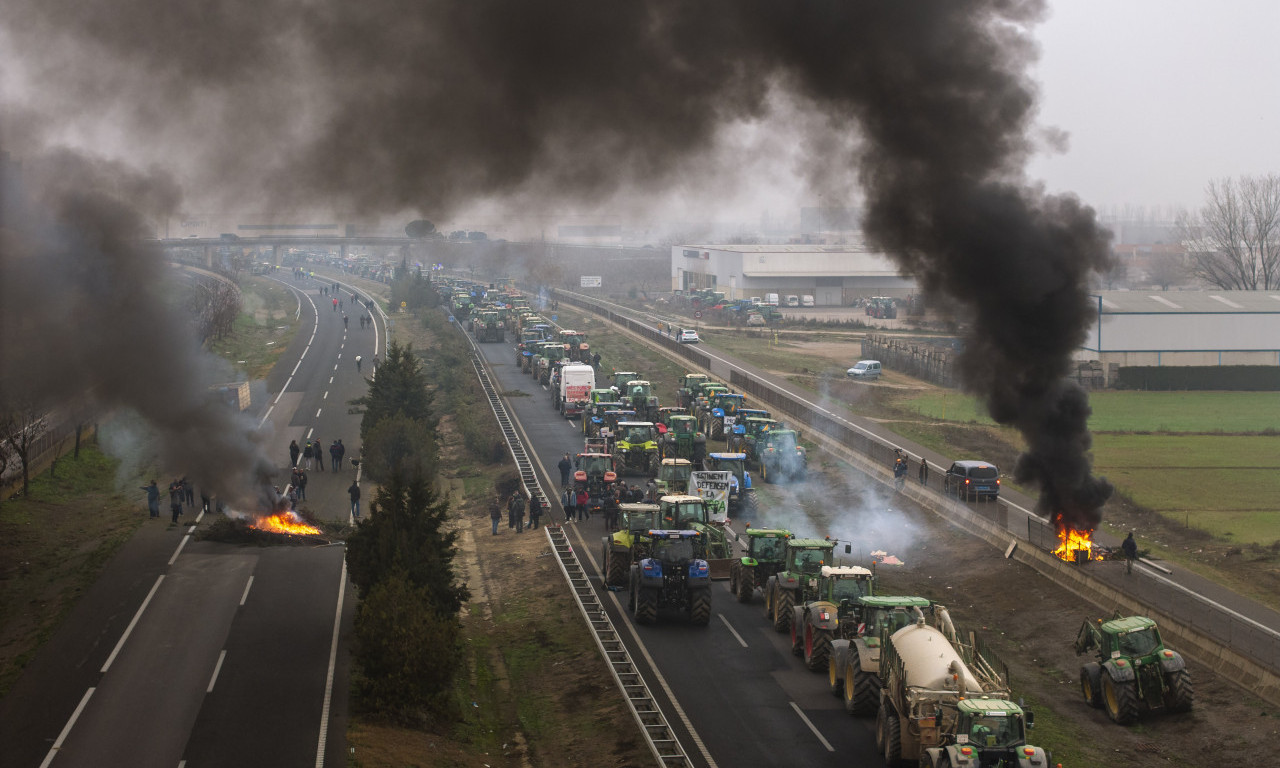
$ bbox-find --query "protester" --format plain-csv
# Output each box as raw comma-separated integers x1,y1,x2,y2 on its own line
919,458,929,485
1122,531,1138,574
141,480,160,518
303,440,314,470
330,440,342,472
289,439,301,468
348,481,361,519
168,480,184,523
528,493,543,529
558,453,573,488
509,492,526,533
490,497,503,535
336,439,346,470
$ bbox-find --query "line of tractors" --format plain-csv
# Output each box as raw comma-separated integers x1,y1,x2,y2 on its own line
436,278,1194,766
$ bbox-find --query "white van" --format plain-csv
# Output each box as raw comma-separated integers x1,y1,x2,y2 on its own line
801,295,815,307
749,296,763,306
785,295,800,307
764,293,780,306
846,360,882,379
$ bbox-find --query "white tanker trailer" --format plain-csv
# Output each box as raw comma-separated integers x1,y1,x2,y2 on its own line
875,614,1051,768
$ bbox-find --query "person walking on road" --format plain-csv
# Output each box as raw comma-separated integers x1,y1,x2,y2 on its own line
303,440,314,470
141,480,160,517
313,439,324,472
336,439,346,470
183,477,194,508
919,458,929,486
168,480,184,524
332,297,339,312
348,481,361,519
563,486,576,522
1122,531,1138,574
558,453,572,488
342,313,349,329
528,493,543,529
893,450,908,491
577,488,590,523
330,440,341,472
490,497,502,535
289,439,301,468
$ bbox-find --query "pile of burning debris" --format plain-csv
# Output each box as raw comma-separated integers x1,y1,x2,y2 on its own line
199,484,328,545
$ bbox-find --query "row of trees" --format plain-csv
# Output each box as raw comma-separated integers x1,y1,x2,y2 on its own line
1179,174,1280,290
345,340,468,722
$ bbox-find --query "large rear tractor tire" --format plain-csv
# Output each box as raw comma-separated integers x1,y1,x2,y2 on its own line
689,589,712,626
647,452,660,476
711,419,724,440
1165,669,1194,712
1080,663,1103,709
845,647,879,715
742,489,759,520
828,654,843,698
736,566,756,603
790,618,804,657
634,587,658,625
805,627,833,672
876,701,902,766
1102,669,1140,725
604,547,628,588
773,587,794,633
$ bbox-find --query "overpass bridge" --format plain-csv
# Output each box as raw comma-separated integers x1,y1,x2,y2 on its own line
154,235,422,268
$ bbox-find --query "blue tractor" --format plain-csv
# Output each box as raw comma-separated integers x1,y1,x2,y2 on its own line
703,452,759,520
627,529,713,626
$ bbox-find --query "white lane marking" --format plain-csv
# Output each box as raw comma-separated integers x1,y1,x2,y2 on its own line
259,404,275,427
790,701,834,752
292,361,301,375
329,377,333,384
323,391,328,400
38,687,96,768
315,408,322,418
169,530,192,566
333,364,338,371
307,427,314,438
195,509,205,524
240,575,255,606
101,576,165,672
206,650,227,693
314,558,348,768
719,614,748,648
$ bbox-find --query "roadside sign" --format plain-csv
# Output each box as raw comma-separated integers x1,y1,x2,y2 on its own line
580,276,602,288
694,311,702,319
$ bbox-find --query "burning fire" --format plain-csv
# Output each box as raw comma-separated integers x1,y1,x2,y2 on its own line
1052,527,1102,563
252,511,322,536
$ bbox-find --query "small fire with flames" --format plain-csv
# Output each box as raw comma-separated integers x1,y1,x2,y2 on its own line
252,510,321,536
1052,526,1103,563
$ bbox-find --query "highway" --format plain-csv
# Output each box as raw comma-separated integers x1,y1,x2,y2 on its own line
0,272,378,768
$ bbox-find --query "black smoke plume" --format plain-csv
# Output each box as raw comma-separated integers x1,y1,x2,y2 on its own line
3,0,1112,528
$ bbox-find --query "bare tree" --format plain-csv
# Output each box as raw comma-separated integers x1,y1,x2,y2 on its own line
0,395,47,497
1146,255,1188,291
1177,175,1280,290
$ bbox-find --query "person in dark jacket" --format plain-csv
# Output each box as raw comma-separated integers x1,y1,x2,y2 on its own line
336,439,346,470
312,438,324,472
528,493,543,529
489,497,502,535
348,481,361,519
1121,531,1138,574
302,441,314,470
558,454,573,488
509,492,526,533
141,480,160,517
168,480,184,523
182,477,194,508
289,439,301,468
330,441,341,472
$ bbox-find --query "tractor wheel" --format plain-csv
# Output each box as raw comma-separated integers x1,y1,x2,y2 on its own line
845,648,879,715
828,653,843,697
736,566,756,603
773,588,794,633
760,461,771,484
604,548,628,588
627,567,638,612
1165,669,1194,712
876,700,902,766
763,580,774,621
647,452,660,476
805,627,833,672
634,587,658,625
1080,663,1103,709
711,419,723,440
689,589,712,626
1102,669,1140,725
742,490,759,521
728,566,738,594
790,618,804,657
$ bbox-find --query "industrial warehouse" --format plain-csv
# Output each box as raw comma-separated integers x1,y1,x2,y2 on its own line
671,244,915,305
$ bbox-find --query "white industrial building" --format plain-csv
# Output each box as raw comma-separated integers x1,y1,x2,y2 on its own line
671,244,914,305
1081,290,1280,367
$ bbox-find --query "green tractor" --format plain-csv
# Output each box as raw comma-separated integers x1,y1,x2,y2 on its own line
626,529,713,626
789,565,876,673
676,373,710,410
559,329,590,362
583,399,625,437
728,526,792,604
758,429,807,484
762,538,836,633
829,595,932,715
692,384,730,424
534,342,569,385
701,392,745,441
1075,614,1193,724
474,310,505,343
608,370,641,398
601,502,662,587
623,379,660,422
660,414,707,464
656,495,731,579
738,416,782,465
654,458,694,496
613,421,661,477
703,452,759,520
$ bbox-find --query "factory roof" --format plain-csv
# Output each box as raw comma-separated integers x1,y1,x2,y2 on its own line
1094,290,1280,314
680,243,872,254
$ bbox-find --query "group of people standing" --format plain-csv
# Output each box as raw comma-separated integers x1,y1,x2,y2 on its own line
140,477,207,524
290,438,347,472
490,489,543,534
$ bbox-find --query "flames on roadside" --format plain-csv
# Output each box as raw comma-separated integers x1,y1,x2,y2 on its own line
251,510,322,536
1051,514,1103,563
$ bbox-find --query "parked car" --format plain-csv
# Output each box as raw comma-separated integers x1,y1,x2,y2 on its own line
785,295,800,307
678,329,701,344
943,460,1001,501
846,360,881,379
801,295,815,307
746,313,766,327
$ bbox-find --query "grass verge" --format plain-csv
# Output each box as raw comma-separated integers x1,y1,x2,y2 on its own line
205,275,300,381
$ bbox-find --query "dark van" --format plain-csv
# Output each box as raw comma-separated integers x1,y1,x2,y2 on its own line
943,460,1000,501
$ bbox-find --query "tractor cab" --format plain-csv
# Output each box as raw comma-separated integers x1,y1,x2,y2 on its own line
610,371,641,397
784,539,835,578
953,698,1030,752
655,458,694,496
659,495,711,529
585,400,625,437
857,595,932,644
655,406,689,431
704,452,750,491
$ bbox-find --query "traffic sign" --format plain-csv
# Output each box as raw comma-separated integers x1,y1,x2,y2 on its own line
694,311,702,319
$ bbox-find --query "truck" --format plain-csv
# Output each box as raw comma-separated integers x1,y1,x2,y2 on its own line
1075,614,1193,725
789,565,875,672
555,363,596,418
626,529,713,626
601,502,662,587
829,595,933,715
728,526,791,603
762,538,836,633
876,612,1049,768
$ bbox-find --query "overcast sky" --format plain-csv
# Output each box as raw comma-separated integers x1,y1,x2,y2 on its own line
1030,0,1280,215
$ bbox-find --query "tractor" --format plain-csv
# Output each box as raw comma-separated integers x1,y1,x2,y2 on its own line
692,385,730,425
598,409,637,449
738,416,782,465
703,452,759,520
558,329,590,362
660,414,706,465
626,530,713,626
583,399,625,437
1075,614,1193,724
656,495,731,578
789,565,875,672
701,392,745,441
762,538,836,633
728,526,792,604
474,310,505,342
573,452,618,518
623,380,661,421
600,502,662,587
608,371,641,398
676,373,710,410
654,406,689,432
654,458,694,496
829,595,933,715
534,342,569,385
758,429,807,484
613,421,661,477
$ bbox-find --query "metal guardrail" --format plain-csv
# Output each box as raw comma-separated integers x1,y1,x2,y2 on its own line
447,309,693,767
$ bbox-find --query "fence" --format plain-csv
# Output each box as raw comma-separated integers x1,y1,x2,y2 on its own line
860,334,958,388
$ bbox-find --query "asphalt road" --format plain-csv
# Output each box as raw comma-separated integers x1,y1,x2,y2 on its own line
0,271,378,768
469,330,881,767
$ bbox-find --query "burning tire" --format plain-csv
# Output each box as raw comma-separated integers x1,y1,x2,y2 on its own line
1080,662,1103,709
1102,669,1139,725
